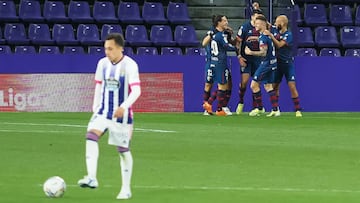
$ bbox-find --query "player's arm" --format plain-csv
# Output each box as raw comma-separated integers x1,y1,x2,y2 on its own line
236,26,247,66
114,63,141,118
263,29,286,48
93,60,103,113
220,35,237,51
245,43,267,56
202,30,214,47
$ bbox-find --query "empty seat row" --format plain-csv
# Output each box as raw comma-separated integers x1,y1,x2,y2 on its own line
297,48,360,57
0,45,206,56
303,4,360,26
0,0,191,25
0,23,199,47
297,26,360,48
297,0,358,3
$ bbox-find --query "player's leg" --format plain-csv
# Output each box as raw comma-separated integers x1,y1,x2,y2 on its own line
223,68,233,115
78,115,107,188
265,70,280,117
202,82,213,114
203,64,214,114
117,146,133,199
249,67,265,116
285,62,302,117
216,82,229,116
288,81,302,117
109,123,134,199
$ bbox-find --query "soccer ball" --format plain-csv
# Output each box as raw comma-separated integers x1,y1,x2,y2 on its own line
43,176,66,198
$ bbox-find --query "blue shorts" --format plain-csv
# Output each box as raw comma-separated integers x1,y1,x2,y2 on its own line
253,61,277,84
211,62,231,85
274,60,296,83
204,61,214,84
241,56,261,77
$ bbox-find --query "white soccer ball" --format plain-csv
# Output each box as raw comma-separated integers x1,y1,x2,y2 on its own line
43,176,66,198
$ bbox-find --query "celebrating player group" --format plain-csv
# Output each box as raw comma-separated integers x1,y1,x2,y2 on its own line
202,8,302,117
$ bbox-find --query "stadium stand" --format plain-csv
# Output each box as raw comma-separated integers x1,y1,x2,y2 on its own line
15,45,36,54
319,48,341,57
28,23,54,45
0,45,12,54
136,46,158,55
93,1,118,24
161,47,183,55
150,25,177,47
19,0,44,22
39,46,61,54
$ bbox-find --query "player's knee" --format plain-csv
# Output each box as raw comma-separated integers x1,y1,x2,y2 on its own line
86,131,100,142
117,146,130,153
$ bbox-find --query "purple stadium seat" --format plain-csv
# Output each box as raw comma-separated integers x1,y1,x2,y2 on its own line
161,47,182,55
88,46,105,55
321,0,343,3
0,45,11,54
297,48,317,56
329,5,353,26
77,24,102,46
43,1,69,23
28,23,54,45
296,27,314,47
124,47,134,56
136,47,158,55
19,0,44,22
142,2,168,24
118,2,143,24
0,0,18,22
68,1,94,23
4,23,30,45
174,25,199,47
93,1,118,23
319,48,341,57
340,26,360,48
314,26,339,48
355,5,360,26
63,46,85,54
185,47,206,56
101,24,123,41
0,26,5,44
167,2,191,25
15,46,36,54
39,46,60,54
344,49,360,57
52,24,78,45
125,25,152,46
304,4,328,26
150,25,176,46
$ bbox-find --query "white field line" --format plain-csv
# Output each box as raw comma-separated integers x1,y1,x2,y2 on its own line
0,122,176,133
37,184,360,194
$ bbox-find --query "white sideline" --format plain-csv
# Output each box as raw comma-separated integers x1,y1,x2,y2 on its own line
38,184,360,194
0,122,176,133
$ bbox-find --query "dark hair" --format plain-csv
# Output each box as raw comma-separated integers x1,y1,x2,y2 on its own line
255,15,267,22
105,33,125,47
212,15,226,27
252,9,263,16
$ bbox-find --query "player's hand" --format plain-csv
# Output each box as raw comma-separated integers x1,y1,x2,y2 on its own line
263,30,271,36
244,47,252,55
113,107,125,118
239,56,247,67
206,30,214,37
225,26,234,35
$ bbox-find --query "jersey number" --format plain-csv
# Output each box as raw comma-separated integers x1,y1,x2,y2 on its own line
210,40,219,56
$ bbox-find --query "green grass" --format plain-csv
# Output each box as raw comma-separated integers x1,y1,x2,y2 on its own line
1,112,360,203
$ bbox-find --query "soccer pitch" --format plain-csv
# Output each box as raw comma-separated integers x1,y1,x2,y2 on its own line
1,112,360,203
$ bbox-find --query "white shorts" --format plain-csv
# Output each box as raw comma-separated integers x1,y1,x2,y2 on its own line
87,114,133,148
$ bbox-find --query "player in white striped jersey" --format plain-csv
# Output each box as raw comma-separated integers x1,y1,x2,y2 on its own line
78,33,141,200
